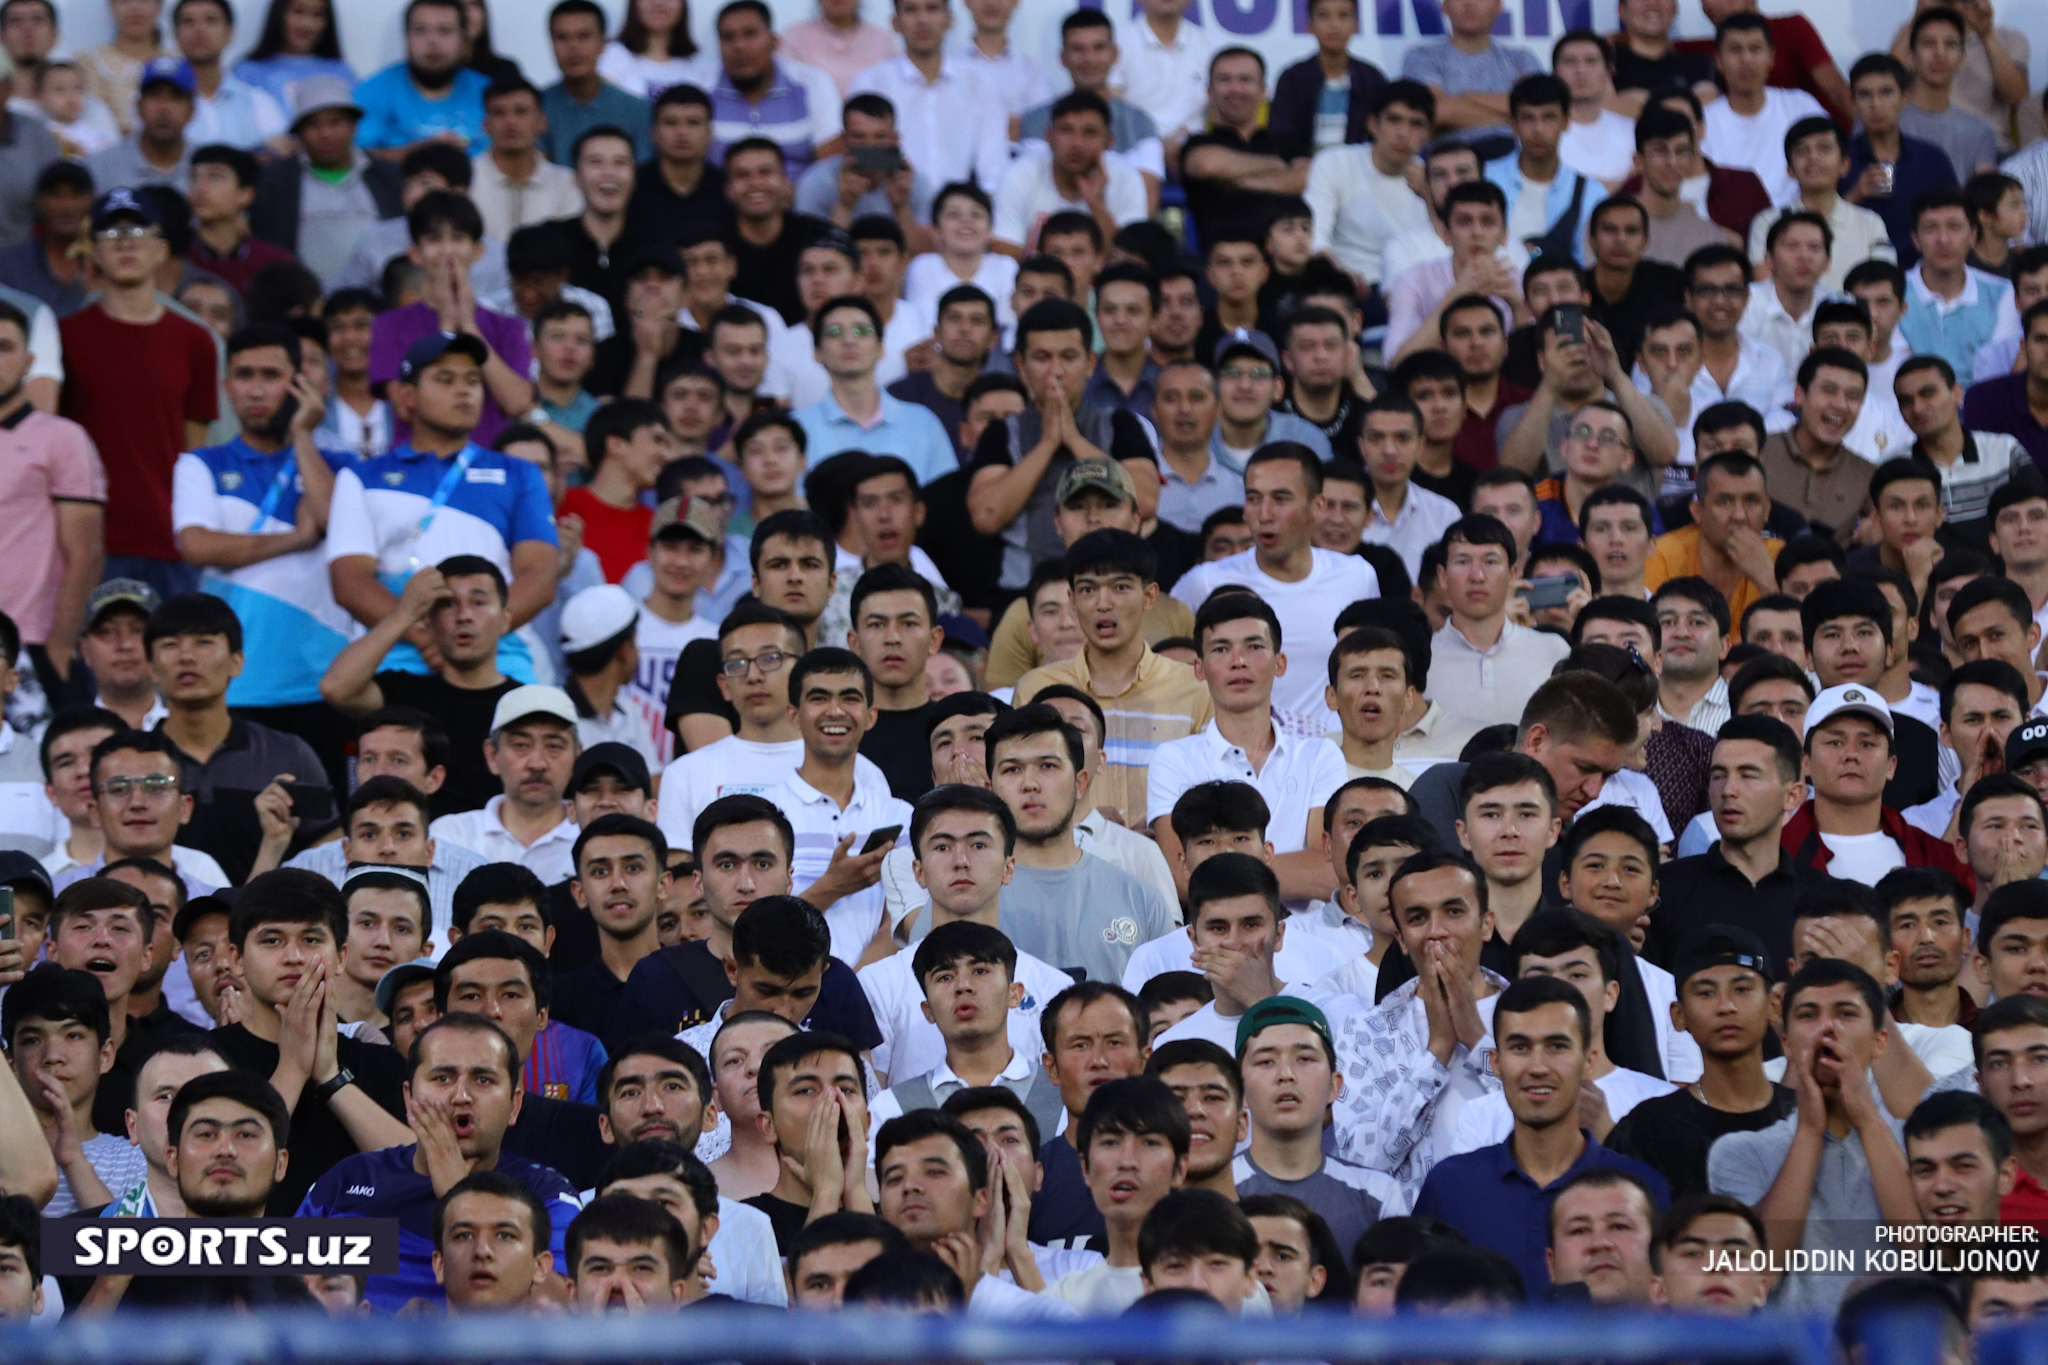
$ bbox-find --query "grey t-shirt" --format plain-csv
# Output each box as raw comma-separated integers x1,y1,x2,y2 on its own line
793,154,939,226
1708,1108,1906,1314
999,852,1178,986
1494,390,1675,501
1898,105,1999,183
1232,1151,1388,1273
1400,42,1541,138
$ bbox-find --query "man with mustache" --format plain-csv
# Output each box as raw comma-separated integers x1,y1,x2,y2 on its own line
299,1012,580,1311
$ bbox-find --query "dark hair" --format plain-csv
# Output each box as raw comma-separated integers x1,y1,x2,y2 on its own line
1354,1215,1468,1270
346,771,436,833
843,1249,965,1307
983,703,1084,775
1649,1193,1765,1270
910,782,1016,858
1652,575,1732,638
1442,512,1520,567
39,705,125,783
1557,802,1659,874
1193,589,1284,654
0,1192,40,1283
1961,772,2048,839
622,0,696,57
1508,73,1570,117
434,929,552,1015
166,1068,291,1155
941,1085,1043,1156
595,1036,711,1116
433,1168,553,1253
786,1210,908,1269
1800,576,1893,651
229,868,346,949
145,591,243,656
1186,851,1282,927
1137,1188,1259,1271
873,1109,989,1193
1947,575,2036,638
1977,880,2048,956
1014,297,1094,355
566,1194,695,1281
248,0,340,59
1714,711,1805,784
1395,1246,1527,1308
757,1031,864,1117
910,919,1017,992
1066,527,1157,588
1145,1038,1243,1109
731,895,831,980
1781,955,1887,1026
2,965,110,1050
450,862,550,936
572,812,667,878
1459,750,1558,819
1042,980,1148,1057
1494,973,1594,1049
1905,1090,2013,1167
849,562,937,630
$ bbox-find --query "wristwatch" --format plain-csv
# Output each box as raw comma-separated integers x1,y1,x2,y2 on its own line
313,1067,356,1101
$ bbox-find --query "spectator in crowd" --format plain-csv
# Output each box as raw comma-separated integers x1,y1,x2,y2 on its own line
1043,1074,1189,1313
1898,7,1999,184
705,1,841,179
470,76,583,241
3,964,147,1214
1844,54,1961,271
541,0,651,166
1400,0,1540,136
354,0,490,161
1266,0,1383,163
175,0,286,152
1900,189,2021,380
247,78,405,287
1489,76,1599,266
1700,15,1825,206
1750,120,1896,296
1630,110,1735,268
87,55,198,192
993,93,1148,258
1554,32,1635,188
427,686,582,884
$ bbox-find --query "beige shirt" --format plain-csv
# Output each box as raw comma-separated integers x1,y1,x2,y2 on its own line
1014,646,1212,824
984,593,1194,688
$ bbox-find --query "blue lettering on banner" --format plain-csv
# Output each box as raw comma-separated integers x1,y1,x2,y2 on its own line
1082,0,1593,40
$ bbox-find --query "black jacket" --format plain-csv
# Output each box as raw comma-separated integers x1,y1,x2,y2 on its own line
1265,55,1387,162
250,154,406,256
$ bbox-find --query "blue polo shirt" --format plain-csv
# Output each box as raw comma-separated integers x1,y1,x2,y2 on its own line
793,391,959,487
1840,132,1957,271
354,63,491,153
298,1143,580,1311
1410,1131,1671,1293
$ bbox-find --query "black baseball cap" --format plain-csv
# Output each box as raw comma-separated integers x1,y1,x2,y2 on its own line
1672,924,1774,987
2008,719,2048,772
396,330,489,382
0,851,51,905
571,742,652,794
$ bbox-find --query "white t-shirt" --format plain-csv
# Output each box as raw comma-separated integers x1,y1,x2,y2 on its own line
625,610,716,768
904,252,1021,331
596,42,717,98
1578,767,1676,846
654,735,805,853
1170,548,1381,738
1507,174,1555,244
991,144,1149,249
1560,110,1639,185
1119,921,1355,995
1817,830,1908,885
859,940,1074,1083
1701,87,1827,205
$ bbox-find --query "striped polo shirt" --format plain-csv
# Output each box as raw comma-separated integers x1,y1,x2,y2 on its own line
1012,646,1213,825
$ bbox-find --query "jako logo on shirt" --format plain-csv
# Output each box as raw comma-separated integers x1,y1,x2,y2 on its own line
345,1185,375,1197
1102,918,1139,946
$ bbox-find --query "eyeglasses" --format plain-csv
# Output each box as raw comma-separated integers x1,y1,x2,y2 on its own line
1218,366,1275,382
720,648,791,677
94,224,160,243
1569,424,1631,450
822,323,878,339
97,774,178,799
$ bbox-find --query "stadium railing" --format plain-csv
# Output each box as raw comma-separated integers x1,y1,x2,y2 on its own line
0,1306,2040,1365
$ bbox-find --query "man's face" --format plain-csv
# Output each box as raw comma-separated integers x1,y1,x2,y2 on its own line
1083,1117,1185,1230
1152,364,1218,452
0,0,53,62
1795,364,1864,448
1590,208,1647,273
129,1045,229,1176
1207,52,1264,128
1685,262,1750,338
1553,37,1611,101
1783,979,1885,1092
1206,242,1268,304
601,1051,707,1148
1639,132,1694,196
1389,864,1494,976
10,1009,108,1117
1653,1211,1771,1315
1471,484,1539,560
1708,737,1799,847
405,0,462,71
1851,282,1904,349
1993,497,2048,574
390,978,440,1054
1314,478,1369,552
1677,962,1772,1066
1851,70,1903,132
1561,405,1632,487
483,90,544,155
1524,724,1629,820
404,353,486,439
1895,365,1963,438
1047,110,1111,177
1954,602,2040,677
1738,608,1803,668
1018,326,1091,413
1978,915,2048,1000
935,299,994,368
149,626,239,708
1908,1122,2012,1227
1561,833,1656,940
1155,276,1203,351
179,912,239,1024
851,587,938,692
342,886,428,992
1980,1021,2048,1159
1715,27,1773,92
716,7,774,81
1458,780,1559,892
573,1236,687,1311
1443,535,1512,625
1547,1181,1655,1305
1240,1021,1337,1146
1095,279,1155,360
408,1027,521,1161
791,1238,884,1310
694,819,791,931
445,957,545,1064
436,1189,549,1309
1044,996,1145,1117
1655,593,1727,683
1968,1274,2048,1332
724,149,788,221
1911,19,1964,85
1806,715,1894,807
1330,646,1413,749
717,621,802,729
1155,1060,1242,1182
1809,612,1888,687
1248,1213,1322,1314
1196,614,1282,717
850,473,921,566
878,1131,985,1247
1493,1000,1589,1127
1524,266,1585,317
654,100,711,165
575,833,665,947
990,732,1083,842
485,719,576,811
168,1096,283,1216
761,1048,865,1167
1437,309,1503,387
346,787,436,871
1582,502,1651,590
1965,794,2048,888
1915,206,1976,273
53,898,151,1003
1144,1242,1257,1313
1445,202,1504,260
1941,684,2025,796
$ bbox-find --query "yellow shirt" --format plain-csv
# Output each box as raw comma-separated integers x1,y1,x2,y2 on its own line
1014,647,1212,822
1642,524,1785,624
984,593,1196,688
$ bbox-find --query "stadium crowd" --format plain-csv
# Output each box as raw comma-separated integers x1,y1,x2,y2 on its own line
0,0,2045,1344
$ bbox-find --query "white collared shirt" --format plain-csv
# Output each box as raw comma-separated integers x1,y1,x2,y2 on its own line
849,54,1011,193
1746,196,1897,295
1635,334,1795,470
1425,618,1572,732
1143,721,1349,853
428,795,580,884
774,768,913,965
1738,279,1831,379
468,151,584,243
954,40,1054,119
188,73,288,150
1109,15,1214,140
866,1046,1052,1130
858,936,1072,1083
1359,482,1462,579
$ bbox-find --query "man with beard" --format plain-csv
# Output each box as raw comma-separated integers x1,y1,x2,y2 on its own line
96,1069,314,1308
299,1013,581,1310
103,1034,230,1216
593,1037,786,1304
724,138,829,329
354,0,491,162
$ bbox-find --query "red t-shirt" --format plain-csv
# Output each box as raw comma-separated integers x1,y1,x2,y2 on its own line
1677,16,1849,123
2002,1167,2048,1237
558,486,653,584
57,305,218,560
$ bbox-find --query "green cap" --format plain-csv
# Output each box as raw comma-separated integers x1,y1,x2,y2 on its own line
1234,996,1334,1060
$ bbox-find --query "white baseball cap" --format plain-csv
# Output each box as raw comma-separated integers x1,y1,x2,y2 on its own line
489,684,578,733
560,583,640,655
1802,683,1893,740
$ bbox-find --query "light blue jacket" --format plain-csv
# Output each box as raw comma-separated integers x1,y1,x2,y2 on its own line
1485,155,1599,266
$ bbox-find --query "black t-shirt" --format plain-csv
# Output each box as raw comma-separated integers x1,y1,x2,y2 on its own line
548,877,599,974
626,158,733,245
1028,1133,1106,1248
585,327,708,399
529,215,647,319
1148,522,1202,595
1612,43,1716,97
501,1092,609,1190
1888,713,1942,810
744,1191,812,1255
94,1001,205,1134
552,957,632,1054
1412,458,1478,512
1605,1084,1797,1200
208,1023,410,1215
666,635,740,737
1585,260,1687,374
860,704,935,802
612,939,885,1046
732,213,831,326
1179,127,1293,252
374,671,521,817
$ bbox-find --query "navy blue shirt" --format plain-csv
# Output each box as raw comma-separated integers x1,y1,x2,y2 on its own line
298,1144,580,1311
1028,1133,1107,1249
1841,133,1957,270
1962,373,2048,472
1410,1131,1671,1293
613,939,884,1047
